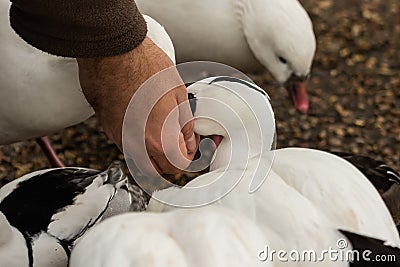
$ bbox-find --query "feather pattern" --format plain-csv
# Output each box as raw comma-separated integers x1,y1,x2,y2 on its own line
0,163,146,266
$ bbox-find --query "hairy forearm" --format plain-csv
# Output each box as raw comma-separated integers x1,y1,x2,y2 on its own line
76,37,176,149
77,37,171,111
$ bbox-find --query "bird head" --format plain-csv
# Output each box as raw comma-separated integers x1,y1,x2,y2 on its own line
241,0,316,113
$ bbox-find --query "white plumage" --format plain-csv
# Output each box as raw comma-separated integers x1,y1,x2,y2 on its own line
270,148,398,240
70,206,268,267
0,212,29,267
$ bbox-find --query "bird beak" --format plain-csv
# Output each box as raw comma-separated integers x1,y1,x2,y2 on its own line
285,74,310,113
211,135,223,148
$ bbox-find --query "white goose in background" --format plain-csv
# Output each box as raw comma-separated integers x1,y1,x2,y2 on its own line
0,162,146,267
136,0,316,113
69,77,400,267
0,0,175,166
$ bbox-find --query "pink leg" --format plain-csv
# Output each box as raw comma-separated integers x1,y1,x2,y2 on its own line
36,136,65,168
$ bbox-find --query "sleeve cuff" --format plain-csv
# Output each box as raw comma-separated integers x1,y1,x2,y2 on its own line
9,1,148,58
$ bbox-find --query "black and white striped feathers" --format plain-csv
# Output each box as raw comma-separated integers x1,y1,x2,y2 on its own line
333,152,400,193
0,162,146,267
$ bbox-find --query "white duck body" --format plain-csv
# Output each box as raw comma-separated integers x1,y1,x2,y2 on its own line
0,163,146,267
70,206,268,267
148,77,400,258
137,0,261,71
0,0,175,144
136,0,316,82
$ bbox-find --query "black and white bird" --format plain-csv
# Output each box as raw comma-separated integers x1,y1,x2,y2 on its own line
0,162,146,267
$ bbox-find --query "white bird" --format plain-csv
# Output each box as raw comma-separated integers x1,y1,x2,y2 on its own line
136,0,316,112
0,0,175,166
0,162,146,267
147,77,400,264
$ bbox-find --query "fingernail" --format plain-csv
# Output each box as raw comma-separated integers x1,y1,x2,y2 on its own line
186,133,197,153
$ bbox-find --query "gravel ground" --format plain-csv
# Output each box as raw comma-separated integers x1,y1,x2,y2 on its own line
0,0,399,187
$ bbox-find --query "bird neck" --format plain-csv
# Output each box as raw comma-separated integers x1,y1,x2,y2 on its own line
210,129,268,171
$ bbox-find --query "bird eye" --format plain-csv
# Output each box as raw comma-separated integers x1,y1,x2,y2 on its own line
278,56,287,64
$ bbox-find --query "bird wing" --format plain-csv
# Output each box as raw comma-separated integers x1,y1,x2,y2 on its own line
271,148,400,245
47,174,116,241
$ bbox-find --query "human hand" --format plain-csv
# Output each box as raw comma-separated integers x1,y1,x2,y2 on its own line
77,37,199,175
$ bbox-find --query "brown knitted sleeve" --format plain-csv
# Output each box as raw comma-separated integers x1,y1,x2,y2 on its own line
9,0,148,58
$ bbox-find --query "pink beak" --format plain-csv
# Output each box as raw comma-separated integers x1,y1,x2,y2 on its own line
287,80,309,113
